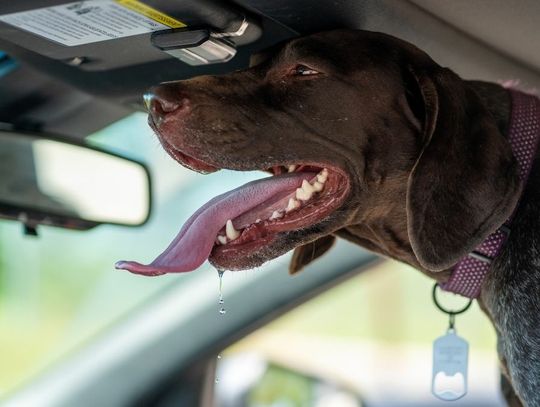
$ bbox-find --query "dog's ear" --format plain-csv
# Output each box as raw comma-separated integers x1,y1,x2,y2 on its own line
405,65,521,271
289,235,336,275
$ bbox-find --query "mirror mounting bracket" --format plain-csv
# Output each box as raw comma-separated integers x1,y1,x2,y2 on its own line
22,222,38,237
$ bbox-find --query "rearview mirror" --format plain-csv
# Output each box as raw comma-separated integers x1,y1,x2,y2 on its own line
0,129,151,233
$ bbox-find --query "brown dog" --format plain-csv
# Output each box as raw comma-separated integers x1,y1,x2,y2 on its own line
119,30,540,406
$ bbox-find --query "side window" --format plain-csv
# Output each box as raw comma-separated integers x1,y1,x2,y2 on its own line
214,260,503,407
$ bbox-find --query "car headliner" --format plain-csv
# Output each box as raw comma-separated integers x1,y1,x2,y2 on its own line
0,0,539,140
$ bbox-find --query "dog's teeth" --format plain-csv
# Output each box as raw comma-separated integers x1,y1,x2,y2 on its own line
217,235,228,245
302,179,316,193
286,198,300,212
288,165,297,173
312,181,324,192
296,187,312,201
317,169,328,183
225,219,240,240
270,210,283,220
255,218,262,223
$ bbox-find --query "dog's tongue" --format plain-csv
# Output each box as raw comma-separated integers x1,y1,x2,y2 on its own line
115,172,314,276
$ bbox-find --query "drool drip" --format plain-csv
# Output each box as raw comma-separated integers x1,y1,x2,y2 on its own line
218,270,226,315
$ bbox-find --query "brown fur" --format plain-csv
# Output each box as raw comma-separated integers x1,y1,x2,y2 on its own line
145,30,540,406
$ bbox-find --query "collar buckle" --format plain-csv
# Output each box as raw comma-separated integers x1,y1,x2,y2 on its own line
468,251,493,264
467,225,510,264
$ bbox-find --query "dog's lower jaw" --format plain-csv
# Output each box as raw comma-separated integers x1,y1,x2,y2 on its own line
209,235,276,271
210,209,353,272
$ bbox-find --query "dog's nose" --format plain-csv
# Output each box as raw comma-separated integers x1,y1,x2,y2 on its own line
144,86,191,124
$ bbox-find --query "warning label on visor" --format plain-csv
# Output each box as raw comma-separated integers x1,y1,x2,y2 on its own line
0,0,185,46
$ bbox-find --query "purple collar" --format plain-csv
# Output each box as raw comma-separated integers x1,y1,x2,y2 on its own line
441,89,540,298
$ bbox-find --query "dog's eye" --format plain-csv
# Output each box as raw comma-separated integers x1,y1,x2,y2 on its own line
291,64,320,76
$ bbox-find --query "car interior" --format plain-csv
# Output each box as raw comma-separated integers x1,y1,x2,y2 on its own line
1,1,540,406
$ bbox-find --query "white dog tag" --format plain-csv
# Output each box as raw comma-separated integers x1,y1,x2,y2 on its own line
432,329,468,401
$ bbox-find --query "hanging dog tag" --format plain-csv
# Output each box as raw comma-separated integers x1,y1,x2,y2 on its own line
432,329,468,401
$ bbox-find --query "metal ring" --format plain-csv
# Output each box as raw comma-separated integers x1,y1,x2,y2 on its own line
432,283,473,315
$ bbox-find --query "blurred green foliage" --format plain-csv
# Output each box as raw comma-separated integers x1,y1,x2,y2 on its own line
249,365,314,407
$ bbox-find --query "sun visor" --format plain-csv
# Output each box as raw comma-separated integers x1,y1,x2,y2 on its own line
0,0,264,71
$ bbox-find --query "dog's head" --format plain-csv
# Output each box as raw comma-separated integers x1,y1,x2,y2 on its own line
119,29,520,276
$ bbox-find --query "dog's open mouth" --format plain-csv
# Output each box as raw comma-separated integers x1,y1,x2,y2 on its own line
115,148,350,275
211,164,348,268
